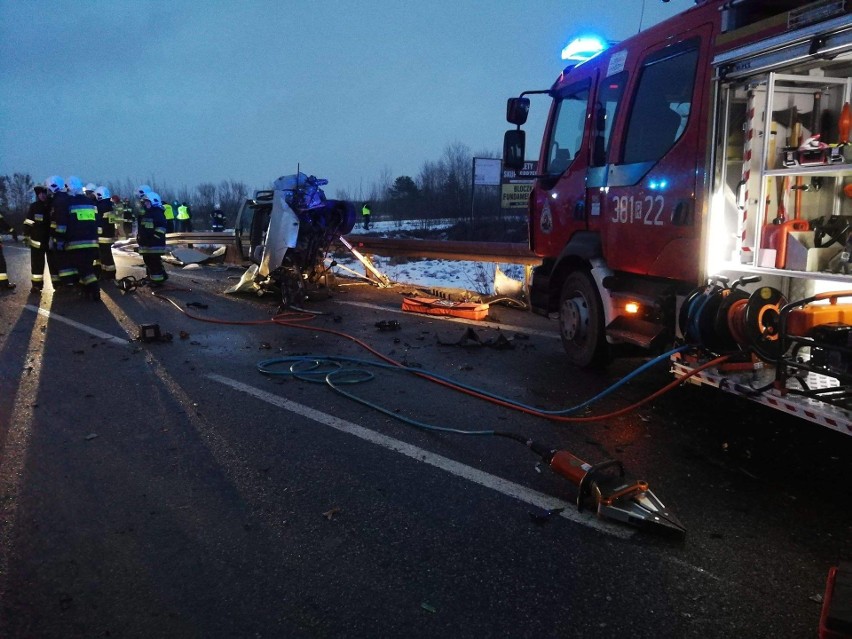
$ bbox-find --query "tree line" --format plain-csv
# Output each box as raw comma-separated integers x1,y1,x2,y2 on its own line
0,141,505,233
333,142,503,225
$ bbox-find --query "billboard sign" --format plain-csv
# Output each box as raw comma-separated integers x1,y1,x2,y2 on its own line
501,160,537,209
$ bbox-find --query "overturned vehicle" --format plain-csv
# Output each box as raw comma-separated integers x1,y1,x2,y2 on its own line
231,173,356,305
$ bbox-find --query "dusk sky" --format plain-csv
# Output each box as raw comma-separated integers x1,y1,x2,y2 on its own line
0,0,689,199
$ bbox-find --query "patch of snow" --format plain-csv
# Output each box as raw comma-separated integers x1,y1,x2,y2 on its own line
334,219,526,294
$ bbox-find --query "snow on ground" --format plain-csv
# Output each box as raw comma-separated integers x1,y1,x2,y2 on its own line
333,219,527,295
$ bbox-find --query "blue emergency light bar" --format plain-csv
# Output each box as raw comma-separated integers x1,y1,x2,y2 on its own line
560,35,608,62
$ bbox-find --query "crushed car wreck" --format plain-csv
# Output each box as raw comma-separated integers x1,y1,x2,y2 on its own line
230,173,357,306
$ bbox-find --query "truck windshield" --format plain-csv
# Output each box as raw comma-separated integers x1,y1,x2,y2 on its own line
546,86,591,176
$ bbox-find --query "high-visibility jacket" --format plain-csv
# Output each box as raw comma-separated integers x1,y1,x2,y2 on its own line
163,203,175,221
362,205,371,216
53,193,98,251
176,205,190,220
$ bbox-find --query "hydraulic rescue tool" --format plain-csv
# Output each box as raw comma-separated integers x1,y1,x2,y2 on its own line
525,439,686,538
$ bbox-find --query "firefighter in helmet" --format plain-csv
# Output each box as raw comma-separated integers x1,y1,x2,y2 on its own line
45,175,72,290
138,191,168,286
95,186,117,280
23,184,54,293
211,203,225,232
54,176,100,300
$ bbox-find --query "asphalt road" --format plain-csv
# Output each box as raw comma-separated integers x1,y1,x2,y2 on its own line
0,242,850,638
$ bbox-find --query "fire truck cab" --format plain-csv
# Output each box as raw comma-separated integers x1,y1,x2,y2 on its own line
506,0,852,430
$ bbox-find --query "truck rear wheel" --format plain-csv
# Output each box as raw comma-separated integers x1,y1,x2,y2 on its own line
559,270,608,367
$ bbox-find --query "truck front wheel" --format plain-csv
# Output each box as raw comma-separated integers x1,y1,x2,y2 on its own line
559,270,608,367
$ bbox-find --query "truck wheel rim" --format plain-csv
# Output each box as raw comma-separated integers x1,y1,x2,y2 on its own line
561,294,589,342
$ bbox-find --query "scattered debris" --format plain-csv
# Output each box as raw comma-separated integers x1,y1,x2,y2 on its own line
438,327,514,350
420,603,437,614
186,301,208,310
322,507,341,520
85,433,98,441
375,320,401,332
529,507,565,525
137,323,174,343
166,246,227,266
179,331,190,340
139,324,162,342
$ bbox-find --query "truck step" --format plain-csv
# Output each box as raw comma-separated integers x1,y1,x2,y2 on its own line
606,316,665,349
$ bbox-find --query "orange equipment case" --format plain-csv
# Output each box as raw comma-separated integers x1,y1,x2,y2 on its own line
401,297,490,321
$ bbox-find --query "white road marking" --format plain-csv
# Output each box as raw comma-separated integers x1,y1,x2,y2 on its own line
208,373,631,539
336,300,559,339
24,304,131,345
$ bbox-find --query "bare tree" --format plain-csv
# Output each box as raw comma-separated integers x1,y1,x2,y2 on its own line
6,173,34,227
418,159,445,219
365,166,393,217
441,142,472,219
175,186,193,207
196,183,217,229
217,180,248,227
0,175,8,211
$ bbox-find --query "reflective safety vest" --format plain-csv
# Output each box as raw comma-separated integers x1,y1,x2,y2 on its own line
163,203,175,220
362,205,371,216
176,205,189,220
56,195,98,250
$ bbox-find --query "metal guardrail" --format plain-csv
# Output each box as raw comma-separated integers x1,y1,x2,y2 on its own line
156,232,540,267
335,236,539,265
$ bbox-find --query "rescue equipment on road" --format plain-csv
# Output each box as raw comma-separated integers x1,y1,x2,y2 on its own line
526,440,686,538
401,296,490,320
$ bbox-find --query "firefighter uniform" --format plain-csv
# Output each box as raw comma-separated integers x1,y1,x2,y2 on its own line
0,211,16,291
95,187,117,280
163,202,175,233
211,205,225,232
138,192,168,285
49,192,73,284
122,199,135,238
23,185,56,292
54,178,100,300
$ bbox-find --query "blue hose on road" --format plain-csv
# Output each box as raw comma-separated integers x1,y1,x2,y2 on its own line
257,344,691,426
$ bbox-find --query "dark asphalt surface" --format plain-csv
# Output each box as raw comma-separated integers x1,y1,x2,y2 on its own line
0,242,850,638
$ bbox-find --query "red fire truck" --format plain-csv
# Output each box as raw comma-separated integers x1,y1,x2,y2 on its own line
504,0,852,432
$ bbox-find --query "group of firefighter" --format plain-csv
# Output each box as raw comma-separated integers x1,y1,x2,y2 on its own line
0,177,195,300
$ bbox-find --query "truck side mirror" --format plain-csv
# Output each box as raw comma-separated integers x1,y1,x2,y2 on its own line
503,129,526,170
506,97,530,126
